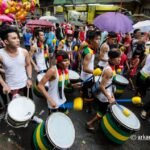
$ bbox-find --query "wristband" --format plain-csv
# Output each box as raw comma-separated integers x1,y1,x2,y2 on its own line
28,77,32,80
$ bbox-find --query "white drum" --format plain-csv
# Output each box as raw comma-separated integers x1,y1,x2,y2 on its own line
111,104,141,131
101,104,141,144
6,96,35,128
46,112,75,149
69,70,80,83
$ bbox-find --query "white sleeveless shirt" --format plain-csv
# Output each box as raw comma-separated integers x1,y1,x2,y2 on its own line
47,66,66,109
0,47,27,90
98,43,109,68
81,54,95,81
96,65,114,103
34,47,48,71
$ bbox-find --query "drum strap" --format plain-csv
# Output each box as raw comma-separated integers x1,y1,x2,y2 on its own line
105,83,113,89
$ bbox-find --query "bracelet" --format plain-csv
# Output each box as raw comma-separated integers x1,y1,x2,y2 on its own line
28,77,32,80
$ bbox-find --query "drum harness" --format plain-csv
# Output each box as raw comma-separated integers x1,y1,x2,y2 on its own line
92,72,116,95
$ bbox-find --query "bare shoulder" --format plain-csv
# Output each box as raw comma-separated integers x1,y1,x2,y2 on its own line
21,48,29,56
101,43,109,51
46,66,57,78
85,53,92,60
103,67,113,78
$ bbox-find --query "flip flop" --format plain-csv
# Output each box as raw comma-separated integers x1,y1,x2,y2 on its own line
85,123,95,131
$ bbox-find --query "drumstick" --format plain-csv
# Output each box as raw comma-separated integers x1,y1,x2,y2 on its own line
116,102,131,117
60,97,83,111
116,96,141,104
27,87,30,99
6,93,10,104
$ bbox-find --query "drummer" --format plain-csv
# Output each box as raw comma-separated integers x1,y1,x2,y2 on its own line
0,28,33,101
57,29,74,68
86,50,121,131
38,50,81,114
29,29,50,73
80,30,101,112
135,54,150,119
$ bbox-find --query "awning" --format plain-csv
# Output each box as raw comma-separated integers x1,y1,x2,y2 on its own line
53,0,140,5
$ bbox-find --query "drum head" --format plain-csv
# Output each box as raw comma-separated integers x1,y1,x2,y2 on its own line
114,75,129,85
111,104,140,131
46,112,75,149
69,70,80,80
37,73,49,87
8,96,35,122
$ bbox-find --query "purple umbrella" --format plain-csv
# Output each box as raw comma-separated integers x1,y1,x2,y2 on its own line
94,12,133,33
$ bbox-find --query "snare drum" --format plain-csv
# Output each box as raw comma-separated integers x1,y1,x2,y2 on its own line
113,75,129,98
6,96,35,128
33,73,49,97
101,104,141,144
69,70,80,84
33,112,75,150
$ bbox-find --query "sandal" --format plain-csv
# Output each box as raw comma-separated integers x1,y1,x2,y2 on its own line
85,123,95,131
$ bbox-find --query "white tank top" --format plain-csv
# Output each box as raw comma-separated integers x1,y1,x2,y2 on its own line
98,43,109,67
96,65,113,103
0,47,27,90
34,47,47,71
47,66,66,109
141,54,150,76
62,42,72,52
81,54,95,81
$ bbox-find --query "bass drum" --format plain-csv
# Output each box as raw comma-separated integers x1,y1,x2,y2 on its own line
6,96,35,128
101,104,141,144
33,112,75,149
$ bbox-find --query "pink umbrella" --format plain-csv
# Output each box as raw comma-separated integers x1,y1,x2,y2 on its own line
0,14,14,22
26,20,53,27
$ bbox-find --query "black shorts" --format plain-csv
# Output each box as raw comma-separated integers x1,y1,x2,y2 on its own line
93,98,109,116
136,72,149,97
82,79,94,99
48,107,68,115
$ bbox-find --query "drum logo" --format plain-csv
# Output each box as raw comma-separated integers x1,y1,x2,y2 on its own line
130,135,137,140
130,134,150,141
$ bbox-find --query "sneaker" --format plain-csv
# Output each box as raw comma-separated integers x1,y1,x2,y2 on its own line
140,110,147,120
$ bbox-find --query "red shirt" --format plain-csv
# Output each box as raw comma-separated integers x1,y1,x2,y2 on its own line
120,53,127,66
79,31,85,42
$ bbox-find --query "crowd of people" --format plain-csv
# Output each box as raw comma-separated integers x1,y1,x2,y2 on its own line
0,21,150,133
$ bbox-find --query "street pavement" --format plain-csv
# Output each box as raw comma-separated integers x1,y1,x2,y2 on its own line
0,80,150,150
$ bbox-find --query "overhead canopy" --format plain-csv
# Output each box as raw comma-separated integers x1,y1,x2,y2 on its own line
54,0,140,5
